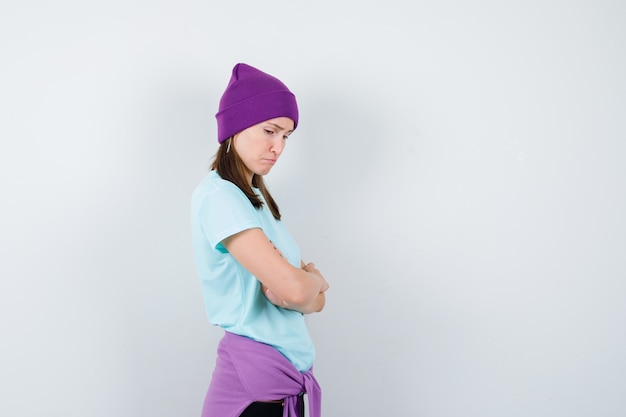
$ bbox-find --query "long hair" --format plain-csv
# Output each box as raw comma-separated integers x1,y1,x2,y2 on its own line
210,138,282,220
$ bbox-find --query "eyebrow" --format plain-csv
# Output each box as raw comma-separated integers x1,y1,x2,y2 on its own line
267,122,294,133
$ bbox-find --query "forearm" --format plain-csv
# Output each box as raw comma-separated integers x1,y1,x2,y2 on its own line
292,291,326,314
265,288,325,314
267,269,325,308
225,229,325,307
262,269,327,313
282,261,328,311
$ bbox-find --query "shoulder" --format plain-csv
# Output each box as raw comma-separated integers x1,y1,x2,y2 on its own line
193,171,248,206
192,172,262,250
192,171,259,228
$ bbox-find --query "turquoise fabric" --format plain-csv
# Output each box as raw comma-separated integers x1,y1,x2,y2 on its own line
191,170,315,371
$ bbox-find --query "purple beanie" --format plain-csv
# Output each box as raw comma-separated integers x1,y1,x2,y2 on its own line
215,63,299,143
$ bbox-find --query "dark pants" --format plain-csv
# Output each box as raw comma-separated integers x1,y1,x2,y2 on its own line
239,396,305,417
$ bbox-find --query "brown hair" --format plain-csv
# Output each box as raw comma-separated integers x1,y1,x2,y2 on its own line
210,138,282,220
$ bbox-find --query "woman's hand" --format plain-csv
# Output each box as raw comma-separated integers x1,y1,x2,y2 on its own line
263,261,329,313
301,262,329,314
302,262,330,293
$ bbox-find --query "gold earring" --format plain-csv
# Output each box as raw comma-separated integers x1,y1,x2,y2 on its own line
226,138,231,153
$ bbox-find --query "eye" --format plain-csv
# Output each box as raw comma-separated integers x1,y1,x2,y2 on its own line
264,129,275,135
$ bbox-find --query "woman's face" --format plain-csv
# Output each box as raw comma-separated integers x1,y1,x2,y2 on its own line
232,117,295,183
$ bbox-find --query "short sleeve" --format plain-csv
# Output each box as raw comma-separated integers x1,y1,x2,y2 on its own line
196,182,262,252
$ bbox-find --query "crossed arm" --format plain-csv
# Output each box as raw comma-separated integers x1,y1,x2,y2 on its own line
222,228,329,314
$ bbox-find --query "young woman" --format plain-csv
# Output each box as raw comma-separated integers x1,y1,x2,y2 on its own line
191,63,329,417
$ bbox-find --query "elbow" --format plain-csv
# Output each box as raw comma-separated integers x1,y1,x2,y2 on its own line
268,267,320,309
279,277,316,308
282,283,314,307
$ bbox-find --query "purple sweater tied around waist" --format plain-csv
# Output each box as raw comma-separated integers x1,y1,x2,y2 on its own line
201,332,321,417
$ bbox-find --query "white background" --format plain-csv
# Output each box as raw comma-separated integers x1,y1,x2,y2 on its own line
1,1,625,416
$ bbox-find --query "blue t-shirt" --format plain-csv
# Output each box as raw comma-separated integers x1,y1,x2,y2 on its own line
190,170,315,371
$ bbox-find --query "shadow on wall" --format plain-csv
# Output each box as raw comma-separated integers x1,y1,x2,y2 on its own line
274,79,390,223
274,78,429,416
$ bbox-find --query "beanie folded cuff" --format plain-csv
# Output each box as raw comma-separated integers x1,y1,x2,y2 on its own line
216,90,298,143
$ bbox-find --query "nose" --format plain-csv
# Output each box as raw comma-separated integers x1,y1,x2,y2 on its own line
270,137,285,156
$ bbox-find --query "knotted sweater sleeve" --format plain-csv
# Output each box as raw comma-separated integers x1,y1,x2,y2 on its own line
201,332,321,417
